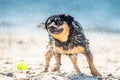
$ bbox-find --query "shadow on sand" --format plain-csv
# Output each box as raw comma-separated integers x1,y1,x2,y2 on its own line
68,74,120,80
68,74,102,80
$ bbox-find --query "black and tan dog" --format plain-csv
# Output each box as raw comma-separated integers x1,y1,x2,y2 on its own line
44,14,101,76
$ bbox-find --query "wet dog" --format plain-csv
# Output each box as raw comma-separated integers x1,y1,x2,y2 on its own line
44,14,101,76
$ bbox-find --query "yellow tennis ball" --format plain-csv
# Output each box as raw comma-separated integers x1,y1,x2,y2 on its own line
17,61,29,70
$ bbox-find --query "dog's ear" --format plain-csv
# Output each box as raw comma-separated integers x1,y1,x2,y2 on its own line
45,17,50,30
61,14,74,24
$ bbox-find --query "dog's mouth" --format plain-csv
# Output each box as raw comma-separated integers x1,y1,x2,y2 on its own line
48,27,63,34
47,22,70,42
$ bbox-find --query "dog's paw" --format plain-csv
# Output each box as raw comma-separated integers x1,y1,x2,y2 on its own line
43,68,48,73
91,71,102,76
76,70,84,75
51,66,60,72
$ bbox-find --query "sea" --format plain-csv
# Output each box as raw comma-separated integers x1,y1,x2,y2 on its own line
0,0,120,33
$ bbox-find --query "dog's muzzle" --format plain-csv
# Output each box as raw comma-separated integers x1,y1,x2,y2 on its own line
48,26,63,34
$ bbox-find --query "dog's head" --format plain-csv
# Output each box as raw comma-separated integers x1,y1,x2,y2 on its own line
45,14,74,42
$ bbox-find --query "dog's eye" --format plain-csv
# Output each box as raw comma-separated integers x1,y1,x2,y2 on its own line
47,20,54,25
51,19,54,22
47,22,52,26
56,20,63,26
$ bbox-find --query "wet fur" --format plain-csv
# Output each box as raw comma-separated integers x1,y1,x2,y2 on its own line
44,14,101,76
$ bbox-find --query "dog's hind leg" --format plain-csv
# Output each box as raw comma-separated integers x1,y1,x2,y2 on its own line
83,48,101,76
52,53,61,72
44,50,53,72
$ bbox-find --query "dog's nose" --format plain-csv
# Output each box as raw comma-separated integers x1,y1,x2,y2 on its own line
48,26,55,29
48,26,57,33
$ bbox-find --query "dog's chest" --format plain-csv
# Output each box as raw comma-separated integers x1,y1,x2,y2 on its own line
52,41,85,54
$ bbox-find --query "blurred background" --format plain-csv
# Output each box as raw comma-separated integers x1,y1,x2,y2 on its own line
0,0,120,33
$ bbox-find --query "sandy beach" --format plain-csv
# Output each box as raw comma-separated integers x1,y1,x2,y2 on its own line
0,27,120,80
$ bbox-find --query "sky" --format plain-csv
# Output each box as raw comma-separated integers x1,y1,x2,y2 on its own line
0,0,120,30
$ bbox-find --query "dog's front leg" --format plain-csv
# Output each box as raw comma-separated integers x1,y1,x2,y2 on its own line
68,54,82,74
44,50,53,72
51,53,61,72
